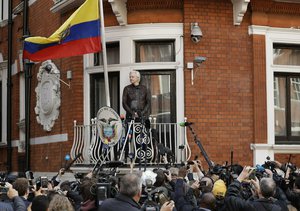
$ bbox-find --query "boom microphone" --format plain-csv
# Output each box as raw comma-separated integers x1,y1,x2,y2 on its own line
65,153,82,171
179,122,193,127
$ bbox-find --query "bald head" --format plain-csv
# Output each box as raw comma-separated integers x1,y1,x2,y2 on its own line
260,178,276,198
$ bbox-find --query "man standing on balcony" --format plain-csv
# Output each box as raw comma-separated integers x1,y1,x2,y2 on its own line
122,70,151,164
122,70,151,121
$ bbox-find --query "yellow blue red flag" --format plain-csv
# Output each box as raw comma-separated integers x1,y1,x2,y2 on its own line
23,0,101,62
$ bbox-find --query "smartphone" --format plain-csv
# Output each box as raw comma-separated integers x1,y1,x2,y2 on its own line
40,177,48,189
187,173,194,181
25,171,34,186
248,169,256,180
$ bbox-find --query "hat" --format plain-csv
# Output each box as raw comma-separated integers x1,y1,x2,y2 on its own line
212,179,227,198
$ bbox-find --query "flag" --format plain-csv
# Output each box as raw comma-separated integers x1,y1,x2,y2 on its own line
23,0,101,62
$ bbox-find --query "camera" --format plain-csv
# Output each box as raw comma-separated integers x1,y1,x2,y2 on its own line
97,183,111,206
194,56,206,64
200,181,207,187
0,186,8,194
191,23,202,43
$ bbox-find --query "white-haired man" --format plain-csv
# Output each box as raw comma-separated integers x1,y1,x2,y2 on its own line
122,70,151,120
99,173,174,211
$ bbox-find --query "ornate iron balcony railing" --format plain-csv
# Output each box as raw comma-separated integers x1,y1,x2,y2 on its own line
70,118,191,167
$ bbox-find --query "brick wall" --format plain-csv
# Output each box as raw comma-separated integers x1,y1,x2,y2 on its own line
183,0,254,167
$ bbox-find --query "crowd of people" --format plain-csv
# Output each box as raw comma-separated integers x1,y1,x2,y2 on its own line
0,158,299,211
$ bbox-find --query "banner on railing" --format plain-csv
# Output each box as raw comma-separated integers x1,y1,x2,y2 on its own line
96,106,122,147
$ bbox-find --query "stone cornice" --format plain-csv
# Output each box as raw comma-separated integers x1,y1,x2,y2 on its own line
250,0,300,15
127,0,183,11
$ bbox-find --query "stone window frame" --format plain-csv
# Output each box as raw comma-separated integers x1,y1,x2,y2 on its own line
83,23,184,126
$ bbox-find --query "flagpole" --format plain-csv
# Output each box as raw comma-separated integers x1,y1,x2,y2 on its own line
99,0,110,107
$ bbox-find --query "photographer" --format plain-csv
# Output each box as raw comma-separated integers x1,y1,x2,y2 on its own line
79,177,98,211
99,173,142,211
0,182,26,211
99,173,174,211
224,166,282,211
153,169,175,200
12,178,31,208
284,166,300,210
55,180,83,210
174,166,199,211
51,168,65,187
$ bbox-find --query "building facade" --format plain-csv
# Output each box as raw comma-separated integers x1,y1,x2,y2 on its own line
0,0,300,174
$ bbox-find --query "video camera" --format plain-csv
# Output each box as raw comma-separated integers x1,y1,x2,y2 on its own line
140,179,169,211
0,173,9,201
97,183,111,206
93,161,123,206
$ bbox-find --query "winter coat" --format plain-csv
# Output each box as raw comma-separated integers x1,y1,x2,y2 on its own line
99,193,141,211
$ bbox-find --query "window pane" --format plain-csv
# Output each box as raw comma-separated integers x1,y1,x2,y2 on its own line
1,0,8,21
136,41,175,62
0,80,2,142
290,77,300,136
273,44,300,66
141,72,175,123
90,72,119,118
274,77,286,136
94,42,120,66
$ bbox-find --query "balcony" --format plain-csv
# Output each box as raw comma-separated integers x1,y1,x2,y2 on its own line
70,118,191,172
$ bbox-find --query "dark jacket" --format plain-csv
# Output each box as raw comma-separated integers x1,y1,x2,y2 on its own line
67,190,83,211
0,196,27,211
224,180,282,211
20,196,31,208
251,198,282,211
174,178,198,211
285,188,300,210
122,84,151,119
0,202,13,211
99,193,141,211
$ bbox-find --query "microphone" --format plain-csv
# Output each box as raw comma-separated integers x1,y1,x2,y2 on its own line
63,154,71,174
65,153,82,171
179,122,193,127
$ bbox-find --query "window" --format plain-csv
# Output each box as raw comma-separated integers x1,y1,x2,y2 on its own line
140,70,176,123
94,42,120,66
136,40,175,62
273,43,300,66
0,0,8,22
274,74,300,144
90,72,120,118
